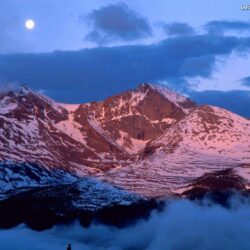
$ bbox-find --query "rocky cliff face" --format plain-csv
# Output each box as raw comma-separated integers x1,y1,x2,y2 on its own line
74,83,195,154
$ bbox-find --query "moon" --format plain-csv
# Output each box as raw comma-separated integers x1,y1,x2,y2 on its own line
25,19,35,30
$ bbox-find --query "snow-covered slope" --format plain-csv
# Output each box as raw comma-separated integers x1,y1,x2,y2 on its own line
72,177,143,211
98,105,250,197
0,161,77,199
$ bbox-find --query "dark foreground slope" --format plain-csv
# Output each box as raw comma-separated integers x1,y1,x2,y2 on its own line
0,178,158,230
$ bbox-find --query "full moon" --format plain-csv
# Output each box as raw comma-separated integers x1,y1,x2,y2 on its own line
25,19,35,30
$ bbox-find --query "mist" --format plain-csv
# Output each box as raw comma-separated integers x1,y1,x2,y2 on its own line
1,195,250,250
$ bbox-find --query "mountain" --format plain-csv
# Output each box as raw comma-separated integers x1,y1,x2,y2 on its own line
0,83,250,226
0,83,195,176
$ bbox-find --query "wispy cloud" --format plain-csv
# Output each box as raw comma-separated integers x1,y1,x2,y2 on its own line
160,22,195,36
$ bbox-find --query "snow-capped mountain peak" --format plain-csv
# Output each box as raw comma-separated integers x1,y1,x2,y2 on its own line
1,83,250,199
142,83,188,103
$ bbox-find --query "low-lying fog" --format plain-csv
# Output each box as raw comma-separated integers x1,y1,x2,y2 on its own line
1,195,250,250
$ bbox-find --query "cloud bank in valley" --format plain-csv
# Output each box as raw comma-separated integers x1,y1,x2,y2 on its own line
1,196,250,250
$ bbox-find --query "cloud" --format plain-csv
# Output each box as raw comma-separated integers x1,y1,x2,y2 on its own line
205,20,250,35
241,76,250,87
190,90,250,118
0,34,249,104
0,82,21,95
161,22,195,36
1,196,250,249
85,2,152,44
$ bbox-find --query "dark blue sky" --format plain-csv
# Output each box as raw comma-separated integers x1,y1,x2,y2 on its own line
0,0,250,117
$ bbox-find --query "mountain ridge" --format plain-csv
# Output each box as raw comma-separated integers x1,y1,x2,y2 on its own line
0,83,250,200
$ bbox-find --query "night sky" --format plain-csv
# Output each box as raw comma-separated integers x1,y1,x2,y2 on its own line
0,0,250,117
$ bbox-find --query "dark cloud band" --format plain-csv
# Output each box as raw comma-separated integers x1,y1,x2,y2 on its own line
205,20,250,34
190,90,250,118
0,34,249,118
241,76,250,87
